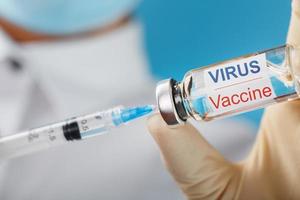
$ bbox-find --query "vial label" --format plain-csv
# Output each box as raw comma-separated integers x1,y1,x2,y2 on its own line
191,53,277,117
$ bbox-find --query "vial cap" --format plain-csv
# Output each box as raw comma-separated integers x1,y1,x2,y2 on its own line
156,79,186,127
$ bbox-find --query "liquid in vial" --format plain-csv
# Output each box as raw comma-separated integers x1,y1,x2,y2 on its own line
156,45,300,125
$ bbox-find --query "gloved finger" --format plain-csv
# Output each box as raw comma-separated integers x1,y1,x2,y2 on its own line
287,0,300,46
265,0,300,116
147,114,242,199
287,0,300,73
238,4,300,197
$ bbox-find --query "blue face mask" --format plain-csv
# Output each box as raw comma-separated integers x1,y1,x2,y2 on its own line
0,0,138,35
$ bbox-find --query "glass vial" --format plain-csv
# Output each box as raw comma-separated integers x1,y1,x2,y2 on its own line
156,45,300,126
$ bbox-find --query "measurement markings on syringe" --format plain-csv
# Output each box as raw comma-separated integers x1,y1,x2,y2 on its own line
78,113,109,138
48,128,56,141
80,119,89,131
28,131,39,142
78,113,105,133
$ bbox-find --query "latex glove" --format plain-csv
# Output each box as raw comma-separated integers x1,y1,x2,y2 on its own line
147,1,300,199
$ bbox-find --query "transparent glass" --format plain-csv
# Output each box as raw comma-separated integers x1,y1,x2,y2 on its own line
179,45,300,121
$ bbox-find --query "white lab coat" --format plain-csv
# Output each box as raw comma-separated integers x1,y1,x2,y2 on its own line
0,20,256,200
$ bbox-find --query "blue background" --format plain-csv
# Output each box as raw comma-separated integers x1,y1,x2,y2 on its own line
136,0,291,128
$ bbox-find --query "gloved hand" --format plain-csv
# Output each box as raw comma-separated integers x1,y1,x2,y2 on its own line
147,1,300,199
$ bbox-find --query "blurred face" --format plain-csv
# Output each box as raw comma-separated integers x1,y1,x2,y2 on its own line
0,0,139,35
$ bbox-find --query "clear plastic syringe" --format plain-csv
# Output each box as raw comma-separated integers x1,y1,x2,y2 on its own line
0,105,155,160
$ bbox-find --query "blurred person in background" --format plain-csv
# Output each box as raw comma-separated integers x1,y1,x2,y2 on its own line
0,0,255,199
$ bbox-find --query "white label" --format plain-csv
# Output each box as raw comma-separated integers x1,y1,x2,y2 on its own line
192,53,275,115
204,54,268,88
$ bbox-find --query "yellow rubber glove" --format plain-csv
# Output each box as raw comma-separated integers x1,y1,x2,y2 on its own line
147,1,300,199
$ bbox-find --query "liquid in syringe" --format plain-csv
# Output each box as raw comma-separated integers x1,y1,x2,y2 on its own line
0,105,156,160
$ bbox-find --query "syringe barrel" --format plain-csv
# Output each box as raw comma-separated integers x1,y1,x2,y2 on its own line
0,107,122,160
0,122,67,160
0,105,154,160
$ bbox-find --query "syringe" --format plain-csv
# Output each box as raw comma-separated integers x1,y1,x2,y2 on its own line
0,105,156,160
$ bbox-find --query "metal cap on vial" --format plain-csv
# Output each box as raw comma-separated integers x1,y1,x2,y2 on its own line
156,79,187,127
